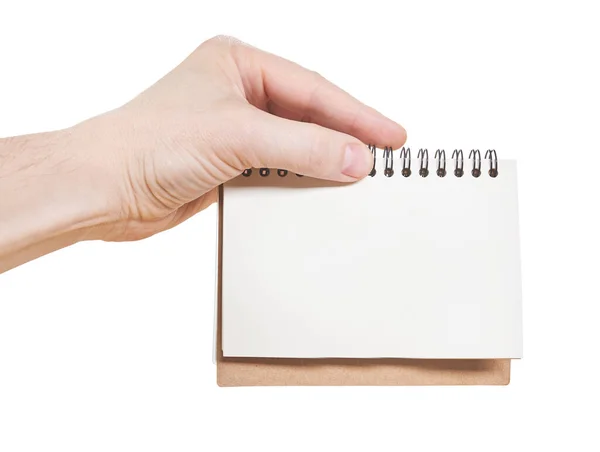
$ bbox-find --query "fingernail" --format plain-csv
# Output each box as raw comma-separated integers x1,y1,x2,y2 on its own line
342,143,372,178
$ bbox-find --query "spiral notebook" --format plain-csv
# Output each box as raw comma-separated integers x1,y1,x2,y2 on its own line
216,148,522,385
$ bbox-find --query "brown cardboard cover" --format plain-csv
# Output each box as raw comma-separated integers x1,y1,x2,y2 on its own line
217,188,511,386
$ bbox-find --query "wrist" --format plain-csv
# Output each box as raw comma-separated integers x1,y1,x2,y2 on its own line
0,129,115,271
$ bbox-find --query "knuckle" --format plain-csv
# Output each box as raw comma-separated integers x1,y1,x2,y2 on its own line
307,127,330,169
205,34,236,46
201,35,249,54
205,105,258,169
309,69,324,81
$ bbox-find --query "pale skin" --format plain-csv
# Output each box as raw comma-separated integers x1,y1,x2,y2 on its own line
0,36,406,274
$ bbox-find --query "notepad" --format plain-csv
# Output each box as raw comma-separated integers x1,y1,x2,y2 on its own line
220,149,522,360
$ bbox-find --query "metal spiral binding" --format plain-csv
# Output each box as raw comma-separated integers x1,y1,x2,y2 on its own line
435,149,447,177
469,149,481,178
240,145,499,179
418,149,429,177
369,144,377,177
485,149,498,177
400,147,411,177
452,149,464,177
383,147,394,177
241,167,298,177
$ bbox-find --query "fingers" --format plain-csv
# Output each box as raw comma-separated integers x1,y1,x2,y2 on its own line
236,109,374,182
232,44,407,148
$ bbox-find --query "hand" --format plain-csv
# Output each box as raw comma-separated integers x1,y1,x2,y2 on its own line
0,36,406,271
71,36,406,240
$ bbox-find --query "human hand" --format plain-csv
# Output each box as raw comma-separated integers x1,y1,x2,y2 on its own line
0,36,407,272
67,36,406,241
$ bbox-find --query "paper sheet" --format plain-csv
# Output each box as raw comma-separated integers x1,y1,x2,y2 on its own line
221,159,522,359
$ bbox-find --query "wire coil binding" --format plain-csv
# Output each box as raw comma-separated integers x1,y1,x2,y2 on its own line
435,149,446,177
469,149,481,178
241,145,499,178
369,144,377,177
452,149,464,177
418,149,429,177
383,147,394,177
485,149,498,178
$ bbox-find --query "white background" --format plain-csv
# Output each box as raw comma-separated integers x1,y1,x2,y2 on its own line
1,1,598,451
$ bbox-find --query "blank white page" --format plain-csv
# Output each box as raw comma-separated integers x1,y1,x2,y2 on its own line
221,159,522,359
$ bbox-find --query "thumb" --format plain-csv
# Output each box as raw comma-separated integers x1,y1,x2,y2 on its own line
238,110,374,182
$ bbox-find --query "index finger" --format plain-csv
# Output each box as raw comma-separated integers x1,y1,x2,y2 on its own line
232,44,407,149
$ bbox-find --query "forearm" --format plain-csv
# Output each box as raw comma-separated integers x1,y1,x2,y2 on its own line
0,130,110,273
